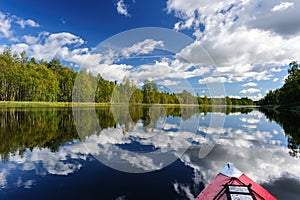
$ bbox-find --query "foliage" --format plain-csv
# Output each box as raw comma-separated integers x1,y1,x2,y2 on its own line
0,51,75,102
259,61,300,106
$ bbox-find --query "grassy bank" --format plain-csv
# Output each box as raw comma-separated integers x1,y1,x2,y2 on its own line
0,101,111,108
0,101,259,108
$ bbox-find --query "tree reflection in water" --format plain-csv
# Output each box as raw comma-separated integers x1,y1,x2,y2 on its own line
259,108,300,157
1,105,299,163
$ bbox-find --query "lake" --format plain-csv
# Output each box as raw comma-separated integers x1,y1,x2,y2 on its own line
0,105,299,199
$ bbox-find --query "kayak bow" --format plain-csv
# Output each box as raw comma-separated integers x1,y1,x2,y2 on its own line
196,163,277,200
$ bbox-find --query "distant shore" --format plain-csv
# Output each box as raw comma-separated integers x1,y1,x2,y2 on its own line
0,101,259,108
0,101,111,108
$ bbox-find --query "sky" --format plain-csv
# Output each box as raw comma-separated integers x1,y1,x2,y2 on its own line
1,0,300,100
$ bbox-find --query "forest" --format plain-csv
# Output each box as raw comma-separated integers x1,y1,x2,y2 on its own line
0,47,254,105
258,61,300,108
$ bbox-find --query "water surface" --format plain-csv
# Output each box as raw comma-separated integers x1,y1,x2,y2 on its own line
0,106,299,199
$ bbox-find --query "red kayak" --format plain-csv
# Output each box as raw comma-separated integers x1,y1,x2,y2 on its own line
196,163,277,200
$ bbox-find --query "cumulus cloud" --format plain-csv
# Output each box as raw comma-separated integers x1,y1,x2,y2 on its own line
11,32,86,62
249,1,300,36
198,77,227,84
158,79,180,86
242,82,257,87
122,39,164,57
167,0,300,84
0,11,12,38
240,117,260,124
116,0,130,17
270,67,283,72
128,58,210,83
23,35,39,44
16,19,40,29
0,169,8,188
101,64,133,82
240,88,261,94
0,11,40,40
248,93,264,101
271,2,294,12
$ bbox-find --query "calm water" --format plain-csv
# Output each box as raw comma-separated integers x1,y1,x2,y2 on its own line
0,106,299,200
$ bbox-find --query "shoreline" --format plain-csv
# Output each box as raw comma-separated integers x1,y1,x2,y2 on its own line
260,105,300,113
0,101,258,108
0,101,111,108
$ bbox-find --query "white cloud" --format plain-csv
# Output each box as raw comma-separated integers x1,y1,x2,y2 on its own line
17,177,36,189
68,51,103,68
105,58,210,84
167,0,300,84
242,82,257,87
101,64,133,82
249,93,264,101
0,11,39,39
0,11,12,38
270,67,283,72
240,88,261,94
0,169,8,188
228,95,242,99
173,182,195,200
13,32,85,62
271,2,294,12
16,19,40,29
249,1,300,36
240,117,260,124
273,78,279,82
157,79,180,86
116,0,130,17
198,77,227,84
122,39,164,57
242,124,257,129
23,35,39,44
10,43,29,54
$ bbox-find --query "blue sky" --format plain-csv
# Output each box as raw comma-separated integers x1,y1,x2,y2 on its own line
1,0,300,100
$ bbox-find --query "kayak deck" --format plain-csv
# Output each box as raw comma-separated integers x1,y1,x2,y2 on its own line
196,163,277,200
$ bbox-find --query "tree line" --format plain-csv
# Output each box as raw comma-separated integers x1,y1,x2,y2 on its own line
0,48,254,105
258,61,300,107
0,47,75,102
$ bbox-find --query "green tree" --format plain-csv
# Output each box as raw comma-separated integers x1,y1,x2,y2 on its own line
203,96,210,105
20,50,28,64
226,96,232,105
259,61,300,106
142,79,159,104
73,70,97,102
280,61,300,104
177,90,197,104
95,74,115,103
